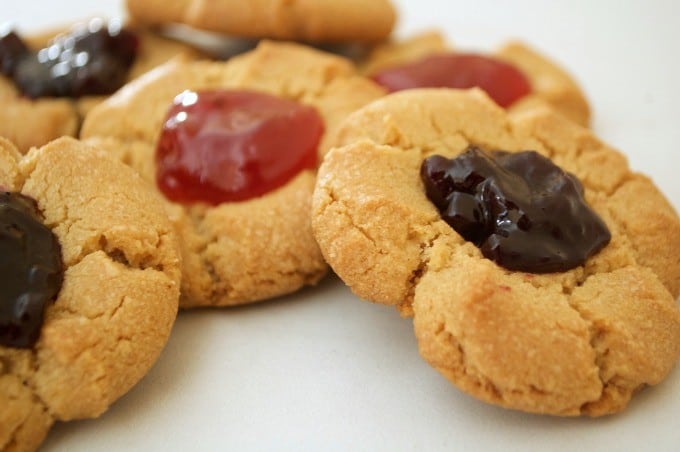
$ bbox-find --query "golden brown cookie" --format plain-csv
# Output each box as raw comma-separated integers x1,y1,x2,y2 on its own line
81,40,386,308
361,31,591,126
0,19,200,154
0,77,78,156
126,0,397,43
312,89,680,416
0,136,181,451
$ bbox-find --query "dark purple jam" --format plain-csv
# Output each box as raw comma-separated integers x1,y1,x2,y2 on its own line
0,18,139,98
1,192,64,348
0,28,29,75
421,146,611,273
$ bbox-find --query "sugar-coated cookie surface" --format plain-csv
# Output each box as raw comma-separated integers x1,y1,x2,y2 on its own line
312,89,680,416
81,41,386,308
126,0,397,43
0,23,200,154
362,31,591,126
0,137,181,451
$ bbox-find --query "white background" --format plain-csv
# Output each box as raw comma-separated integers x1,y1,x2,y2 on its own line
3,1,679,451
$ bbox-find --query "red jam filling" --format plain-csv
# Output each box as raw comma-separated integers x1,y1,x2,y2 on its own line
155,90,324,205
371,53,532,108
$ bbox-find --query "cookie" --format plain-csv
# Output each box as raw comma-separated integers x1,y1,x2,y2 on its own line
311,88,680,416
361,31,591,126
125,0,397,43
0,136,181,451
0,19,200,154
81,40,386,308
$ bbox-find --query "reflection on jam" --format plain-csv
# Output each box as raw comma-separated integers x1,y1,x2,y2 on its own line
156,90,323,205
421,147,611,273
0,19,138,98
0,192,63,349
371,53,531,108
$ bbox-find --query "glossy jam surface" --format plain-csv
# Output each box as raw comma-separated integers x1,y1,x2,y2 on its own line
371,53,531,108
156,90,323,205
2,19,138,98
0,192,63,349
421,147,611,273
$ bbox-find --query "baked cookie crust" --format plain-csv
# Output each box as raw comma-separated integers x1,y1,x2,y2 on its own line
81,40,386,308
125,0,397,43
312,89,680,416
0,136,181,451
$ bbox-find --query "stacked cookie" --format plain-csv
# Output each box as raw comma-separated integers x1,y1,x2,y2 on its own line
1,0,679,449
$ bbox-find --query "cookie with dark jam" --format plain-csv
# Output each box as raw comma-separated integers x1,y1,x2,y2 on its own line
312,89,680,416
0,191,63,348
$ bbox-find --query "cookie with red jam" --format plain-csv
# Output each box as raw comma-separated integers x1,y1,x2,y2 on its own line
361,31,591,126
0,136,180,451
0,18,200,153
81,40,386,308
311,89,680,416
125,0,397,43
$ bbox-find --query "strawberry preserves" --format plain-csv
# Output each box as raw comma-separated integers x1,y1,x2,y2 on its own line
372,53,531,108
155,90,324,205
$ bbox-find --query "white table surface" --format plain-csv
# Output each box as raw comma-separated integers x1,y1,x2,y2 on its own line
3,1,679,451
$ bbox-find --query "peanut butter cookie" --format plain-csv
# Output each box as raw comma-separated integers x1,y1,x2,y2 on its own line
126,0,397,43
0,136,181,451
312,89,680,416
81,40,386,308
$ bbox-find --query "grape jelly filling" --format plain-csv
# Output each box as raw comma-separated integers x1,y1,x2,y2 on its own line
421,146,611,273
371,53,531,108
0,192,64,349
156,90,324,205
0,28,29,76
0,18,139,98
